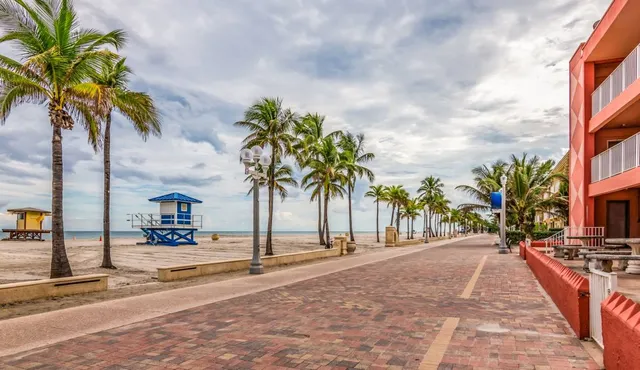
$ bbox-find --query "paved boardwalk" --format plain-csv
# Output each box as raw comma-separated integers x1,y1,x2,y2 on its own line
0,237,598,369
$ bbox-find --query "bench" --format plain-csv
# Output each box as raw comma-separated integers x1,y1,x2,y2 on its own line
578,251,632,272
584,255,640,273
554,245,598,260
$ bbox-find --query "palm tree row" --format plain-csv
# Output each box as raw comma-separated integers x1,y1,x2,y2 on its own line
456,153,568,236
364,178,488,243
235,98,375,253
0,0,161,277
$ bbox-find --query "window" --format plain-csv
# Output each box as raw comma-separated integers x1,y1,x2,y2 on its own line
181,203,188,212
17,213,24,220
607,140,622,149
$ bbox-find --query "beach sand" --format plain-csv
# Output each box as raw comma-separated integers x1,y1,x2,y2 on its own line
0,233,388,320
0,233,385,288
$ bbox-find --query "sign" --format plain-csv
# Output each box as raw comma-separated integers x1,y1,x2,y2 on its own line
490,192,502,211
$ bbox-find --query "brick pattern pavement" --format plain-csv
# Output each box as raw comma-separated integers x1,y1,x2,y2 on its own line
0,237,599,369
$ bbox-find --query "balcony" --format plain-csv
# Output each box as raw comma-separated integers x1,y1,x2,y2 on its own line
591,133,640,185
592,43,640,118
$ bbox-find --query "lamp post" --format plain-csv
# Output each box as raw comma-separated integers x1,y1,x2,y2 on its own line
240,146,272,274
498,174,508,254
423,204,429,244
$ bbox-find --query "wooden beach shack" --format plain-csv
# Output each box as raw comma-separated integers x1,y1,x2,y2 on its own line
2,207,51,241
130,192,203,246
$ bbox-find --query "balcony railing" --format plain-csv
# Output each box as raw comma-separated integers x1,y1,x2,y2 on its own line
592,43,640,117
591,133,640,183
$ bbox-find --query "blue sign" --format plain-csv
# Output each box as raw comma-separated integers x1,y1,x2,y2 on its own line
490,192,502,210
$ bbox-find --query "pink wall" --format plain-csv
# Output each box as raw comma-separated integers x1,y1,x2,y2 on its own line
601,292,640,370
569,54,595,228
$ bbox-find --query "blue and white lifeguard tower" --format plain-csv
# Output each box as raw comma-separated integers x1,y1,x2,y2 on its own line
130,192,203,246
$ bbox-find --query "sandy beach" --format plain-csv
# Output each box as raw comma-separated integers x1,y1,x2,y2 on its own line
0,233,384,289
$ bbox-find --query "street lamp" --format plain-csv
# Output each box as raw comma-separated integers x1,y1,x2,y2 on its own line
240,145,271,274
423,204,429,244
498,174,508,254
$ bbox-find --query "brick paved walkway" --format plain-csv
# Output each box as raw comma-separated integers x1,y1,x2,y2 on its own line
0,237,599,369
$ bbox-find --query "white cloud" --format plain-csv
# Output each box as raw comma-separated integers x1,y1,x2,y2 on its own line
0,0,610,232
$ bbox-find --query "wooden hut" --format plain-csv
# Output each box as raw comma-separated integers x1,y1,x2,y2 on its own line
2,207,51,241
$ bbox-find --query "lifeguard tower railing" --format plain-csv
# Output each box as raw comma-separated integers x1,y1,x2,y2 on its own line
129,213,203,229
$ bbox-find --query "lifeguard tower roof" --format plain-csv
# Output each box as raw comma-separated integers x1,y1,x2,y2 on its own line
148,193,202,204
7,207,51,215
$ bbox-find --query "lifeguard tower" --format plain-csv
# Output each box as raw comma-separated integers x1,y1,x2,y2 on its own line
130,193,203,246
2,207,51,241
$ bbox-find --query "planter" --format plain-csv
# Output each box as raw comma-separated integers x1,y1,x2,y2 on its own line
211,234,220,241
346,241,357,254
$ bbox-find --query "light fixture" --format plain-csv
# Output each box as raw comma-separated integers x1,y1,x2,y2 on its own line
251,145,263,158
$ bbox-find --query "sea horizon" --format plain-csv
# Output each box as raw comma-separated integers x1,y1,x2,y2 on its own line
0,230,378,240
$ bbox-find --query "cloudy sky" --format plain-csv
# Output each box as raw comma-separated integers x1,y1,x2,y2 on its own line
0,0,609,232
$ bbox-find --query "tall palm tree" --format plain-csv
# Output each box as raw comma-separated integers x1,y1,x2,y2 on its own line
365,185,387,243
432,194,450,238
294,113,341,245
235,97,299,255
301,136,347,246
0,0,126,278
245,160,298,201
339,132,375,242
418,176,444,237
88,58,161,269
400,198,421,240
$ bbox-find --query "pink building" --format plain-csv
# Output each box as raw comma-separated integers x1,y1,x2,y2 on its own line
569,0,640,238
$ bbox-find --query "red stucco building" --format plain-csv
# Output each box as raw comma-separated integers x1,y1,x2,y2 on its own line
569,0,640,238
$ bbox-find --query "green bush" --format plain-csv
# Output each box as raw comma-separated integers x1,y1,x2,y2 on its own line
532,231,557,240
506,231,526,246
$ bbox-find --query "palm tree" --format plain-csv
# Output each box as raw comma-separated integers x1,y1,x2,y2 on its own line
432,194,450,237
365,185,387,243
400,198,421,239
235,97,299,255
509,153,565,235
456,160,508,212
449,209,461,236
338,132,375,242
88,58,161,269
418,176,444,237
294,113,341,245
246,160,298,201
0,0,126,278
385,185,404,227
301,136,347,246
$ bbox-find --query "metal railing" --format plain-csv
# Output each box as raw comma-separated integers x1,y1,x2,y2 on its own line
589,269,617,348
543,226,605,254
592,43,640,116
591,132,640,182
129,213,203,229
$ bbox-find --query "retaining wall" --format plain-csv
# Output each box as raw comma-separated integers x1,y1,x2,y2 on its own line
601,292,640,370
526,246,590,339
158,248,341,282
0,274,109,304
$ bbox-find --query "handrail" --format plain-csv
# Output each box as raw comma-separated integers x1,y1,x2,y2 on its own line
128,213,203,229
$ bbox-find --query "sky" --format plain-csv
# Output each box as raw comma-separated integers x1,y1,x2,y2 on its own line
0,0,611,232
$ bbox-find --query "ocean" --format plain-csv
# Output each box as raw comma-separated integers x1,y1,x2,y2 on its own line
0,230,357,240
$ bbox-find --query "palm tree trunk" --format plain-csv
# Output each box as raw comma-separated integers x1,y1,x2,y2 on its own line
406,217,410,239
375,199,380,243
50,124,73,278
318,189,325,245
423,211,427,236
396,207,400,232
265,149,275,256
428,211,433,238
390,204,395,226
348,184,355,242
324,192,330,247
448,220,452,237
101,112,115,269
410,218,414,239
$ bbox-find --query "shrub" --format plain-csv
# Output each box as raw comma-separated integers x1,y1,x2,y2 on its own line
533,231,557,240
506,231,526,246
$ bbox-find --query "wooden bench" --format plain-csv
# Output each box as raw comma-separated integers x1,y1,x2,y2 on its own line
584,255,640,273
578,251,632,272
